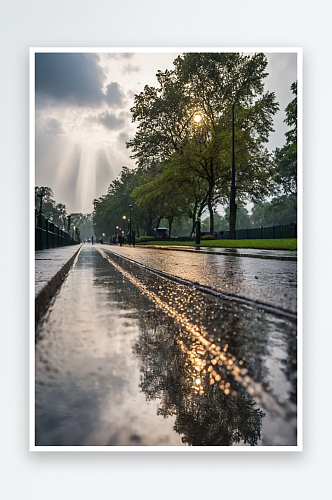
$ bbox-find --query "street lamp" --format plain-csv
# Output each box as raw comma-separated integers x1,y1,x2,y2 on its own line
37,187,45,215
129,205,133,245
229,103,237,239
123,215,126,243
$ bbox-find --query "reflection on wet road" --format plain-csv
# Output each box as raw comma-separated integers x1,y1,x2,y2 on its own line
104,246,297,315
35,245,297,447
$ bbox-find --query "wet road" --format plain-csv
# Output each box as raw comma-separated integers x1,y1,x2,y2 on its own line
35,244,297,447
102,245,297,315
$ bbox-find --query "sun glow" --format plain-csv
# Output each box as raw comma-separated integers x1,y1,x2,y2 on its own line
194,114,202,123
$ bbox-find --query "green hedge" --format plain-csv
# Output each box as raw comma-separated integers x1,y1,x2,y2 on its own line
201,235,216,240
136,236,155,243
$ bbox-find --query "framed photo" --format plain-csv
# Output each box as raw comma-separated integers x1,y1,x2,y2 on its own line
30,47,302,451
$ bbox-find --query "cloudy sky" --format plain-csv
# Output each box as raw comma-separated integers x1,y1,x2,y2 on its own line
34,50,297,214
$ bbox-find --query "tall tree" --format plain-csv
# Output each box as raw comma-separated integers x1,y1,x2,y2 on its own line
274,81,297,198
127,52,279,234
93,166,159,238
35,186,68,230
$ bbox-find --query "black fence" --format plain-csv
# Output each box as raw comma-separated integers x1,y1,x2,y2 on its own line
214,222,297,240
35,210,80,250
149,222,297,242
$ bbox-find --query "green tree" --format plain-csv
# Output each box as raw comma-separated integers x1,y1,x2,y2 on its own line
274,81,297,198
35,186,68,231
69,213,94,239
93,167,157,238
127,52,279,234
219,206,251,230
250,196,297,226
132,157,208,236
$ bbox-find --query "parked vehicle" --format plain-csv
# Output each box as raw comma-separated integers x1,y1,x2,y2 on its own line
155,227,168,238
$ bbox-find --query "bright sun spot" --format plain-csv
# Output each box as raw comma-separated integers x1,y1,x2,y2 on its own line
196,379,201,385
194,114,202,123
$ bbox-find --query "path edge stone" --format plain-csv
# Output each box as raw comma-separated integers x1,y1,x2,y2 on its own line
35,244,83,324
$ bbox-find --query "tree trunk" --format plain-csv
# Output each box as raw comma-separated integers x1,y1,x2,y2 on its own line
168,216,173,237
208,160,215,235
208,201,214,235
190,200,198,236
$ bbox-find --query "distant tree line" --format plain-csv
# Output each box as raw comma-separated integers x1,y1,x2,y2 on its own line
200,195,297,234
92,53,297,238
35,186,93,239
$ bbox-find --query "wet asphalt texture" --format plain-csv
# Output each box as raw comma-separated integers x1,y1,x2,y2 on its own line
35,244,297,447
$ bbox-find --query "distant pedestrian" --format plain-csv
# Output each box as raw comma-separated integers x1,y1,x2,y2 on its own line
91,236,94,245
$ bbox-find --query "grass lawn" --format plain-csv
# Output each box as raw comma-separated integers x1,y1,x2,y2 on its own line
138,238,297,251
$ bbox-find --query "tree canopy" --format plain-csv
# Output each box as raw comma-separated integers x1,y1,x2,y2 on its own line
127,52,279,234
274,81,297,197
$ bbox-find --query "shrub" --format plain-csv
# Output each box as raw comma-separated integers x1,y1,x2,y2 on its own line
135,236,155,243
201,235,216,240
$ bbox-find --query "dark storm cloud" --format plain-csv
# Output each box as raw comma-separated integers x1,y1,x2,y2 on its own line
117,131,130,144
105,82,126,107
96,111,127,130
35,53,106,107
35,53,127,109
43,118,66,136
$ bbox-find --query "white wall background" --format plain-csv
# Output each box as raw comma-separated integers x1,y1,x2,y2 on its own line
0,1,329,499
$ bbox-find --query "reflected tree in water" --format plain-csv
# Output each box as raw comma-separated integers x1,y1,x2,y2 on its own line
133,320,265,446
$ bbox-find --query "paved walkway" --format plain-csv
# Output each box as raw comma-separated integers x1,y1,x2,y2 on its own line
102,245,297,316
35,244,82,321
35,245,297,446
35,242,296,321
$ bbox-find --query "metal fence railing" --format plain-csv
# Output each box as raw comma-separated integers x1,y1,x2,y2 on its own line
148,222,297,241
35,210,80,250
215,222,297,240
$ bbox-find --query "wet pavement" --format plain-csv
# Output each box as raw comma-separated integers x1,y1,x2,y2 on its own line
35,244,82,322
35,245,82,298
101,245,297,316
35,244,297,447
142,244,297,260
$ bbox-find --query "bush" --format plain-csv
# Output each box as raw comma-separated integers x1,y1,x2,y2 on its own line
201,235,216,240
135,236,155,243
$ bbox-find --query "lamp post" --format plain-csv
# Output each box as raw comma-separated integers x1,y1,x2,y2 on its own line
37,187,45,215
129,205,133,245
229,103,237,239
123,215,126,243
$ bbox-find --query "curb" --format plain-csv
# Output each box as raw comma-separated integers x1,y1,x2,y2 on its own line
35,244,82,324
